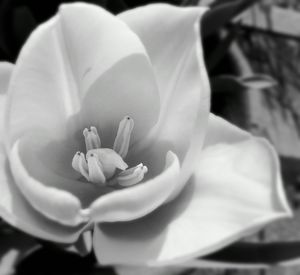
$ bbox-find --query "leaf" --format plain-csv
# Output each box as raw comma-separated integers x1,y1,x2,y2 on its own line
181,0,201,6
206,29,238,71
0,0,13,57
203,242,300,266
211,75,247,93
0,231,39,275
211,74,277,93
202,0,259,37
16,247,117,275
61,231,93,257
240,74,277,90
12,6,37,47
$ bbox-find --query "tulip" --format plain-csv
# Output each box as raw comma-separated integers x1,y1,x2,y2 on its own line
0,3,292,266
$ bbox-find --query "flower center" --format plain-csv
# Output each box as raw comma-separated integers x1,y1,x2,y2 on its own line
71,116,148,188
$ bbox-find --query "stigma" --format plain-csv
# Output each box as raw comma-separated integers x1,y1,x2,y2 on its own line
72,116,148,188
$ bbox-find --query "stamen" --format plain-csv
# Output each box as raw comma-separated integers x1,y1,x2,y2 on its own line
72,117,145,189
72,151,89,180
87,148,128,179
83,126,101,151
113,116,134,158
87,153,106,186
117,163,148,187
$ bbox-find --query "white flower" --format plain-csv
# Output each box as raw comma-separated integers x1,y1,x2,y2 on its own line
0,3,291,266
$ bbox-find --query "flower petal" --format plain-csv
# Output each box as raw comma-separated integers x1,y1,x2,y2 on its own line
119,4,210,195
6,3,159,149
92,115,291,265
0,64,88,243
0,150,89,243
9,136,91,226
90,151,180,223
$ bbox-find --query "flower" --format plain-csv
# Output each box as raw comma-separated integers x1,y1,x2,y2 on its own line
0,2,292,266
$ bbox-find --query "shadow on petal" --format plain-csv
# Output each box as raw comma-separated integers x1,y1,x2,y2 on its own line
93,179,195,265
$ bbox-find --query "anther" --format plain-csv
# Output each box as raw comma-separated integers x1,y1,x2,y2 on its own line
87,154,106,186
113,116,134,158
83,126,101,151
117,163,148,187
72,151,89,181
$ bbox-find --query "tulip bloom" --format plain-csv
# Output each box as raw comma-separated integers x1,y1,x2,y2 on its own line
0,3,292,266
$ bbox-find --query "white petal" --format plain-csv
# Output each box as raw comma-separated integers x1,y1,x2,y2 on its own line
120,4,210,197
90,151,180,223
92,115,291,265
9,136,90,226
0,65,88,242
0,150,89,243
5,3,159,150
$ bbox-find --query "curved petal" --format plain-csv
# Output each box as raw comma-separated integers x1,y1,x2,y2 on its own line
0,150,89,243
119,4,210,198
0,65,88,243
90,151,180,223
5,3,159,150
9,136,90,226
92,115,291,265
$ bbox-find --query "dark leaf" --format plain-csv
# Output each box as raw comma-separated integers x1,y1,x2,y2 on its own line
204,242,300,266
241,74,277,90
181,0,200,6
211,74,276,93
0,230,39,275
12,6,37,47
202,0,258,37
206,28,238,71
16,246,117,275
0,0,13,58
60,231,93,257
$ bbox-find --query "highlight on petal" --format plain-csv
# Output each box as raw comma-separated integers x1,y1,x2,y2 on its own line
92,115,291,266
120,4,210,198
90,151,180,223
5,2,160,150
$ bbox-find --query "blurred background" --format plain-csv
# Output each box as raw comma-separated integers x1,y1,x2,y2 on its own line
1,0,300,274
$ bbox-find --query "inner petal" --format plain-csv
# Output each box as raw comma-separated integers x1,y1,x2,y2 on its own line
13,131,106,208
79,54,160,149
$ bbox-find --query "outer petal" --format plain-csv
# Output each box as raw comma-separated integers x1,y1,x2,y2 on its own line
119,4,210,196
0,63,88,243
9,137,89,226
5,3,159,149
93,115,291,265
90,151,180,222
